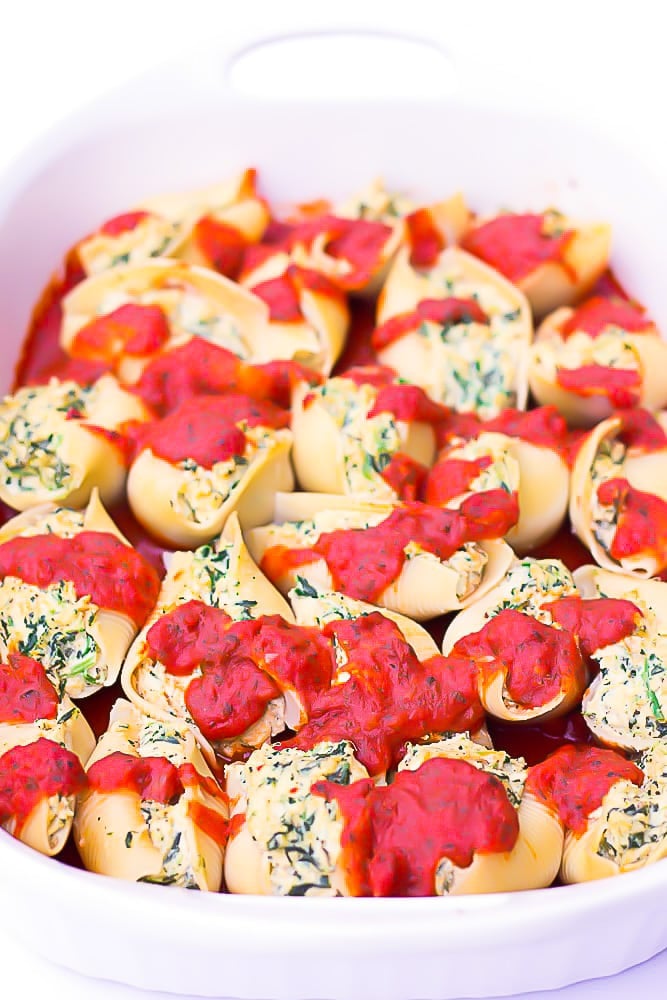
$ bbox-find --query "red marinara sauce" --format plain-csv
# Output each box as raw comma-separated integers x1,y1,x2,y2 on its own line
193,216,247,280
130,338,316,416
99,210,152,237
556,365,641,407
405,208,446,268
0,654,59,724
0,531,160,628
461,213,575,283
133,393,288,467
146,600,232,676
484,405,570,456
372,297,489,352
367,382,450,425
261,491,518,604
87,751,185,803
560,296,652,338
286,613,483,776
379,452,428,501
424,455,494,506
451,608,586,709
313,757,519,896
616,408,667,452
70,303,171,363
526,745,643,834
597,478,667,568
543,596,641,658
0,738,87,835
251,265,344,322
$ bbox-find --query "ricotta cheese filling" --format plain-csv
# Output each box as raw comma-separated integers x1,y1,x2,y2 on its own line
0,382,92,496
171,425,276,524
413,319,519,417
484,558,578,624
533,330,640,384
0,578,102,698
304,379,404,498
593,742,667,870
78,216,180,274
399,734,527,809
589,437,626,555
585,603,667,750
227,741,366,896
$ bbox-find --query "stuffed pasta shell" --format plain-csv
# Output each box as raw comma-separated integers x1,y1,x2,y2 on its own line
529,295,667,426
394,734,563,892
313,755,538,896
246,265,349,375
0,375,148,512
443,556,641,722
527,744,667,884
0,737,87,857
60,258,269,382
225,741,370,896
425,406,570,551
0,652,94,856
374,248,532,418
127,393,293,548
76,168,268,279
246,493,516,621
244,180,463,299
75,699,228,889
461,209,611,318
0,491,160,699
443,557,581,653
290,368,445,500
121,512,298,758
570,408,667,577
575,566,667,751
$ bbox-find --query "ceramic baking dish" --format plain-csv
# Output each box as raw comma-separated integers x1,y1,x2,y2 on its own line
0,32,666,1000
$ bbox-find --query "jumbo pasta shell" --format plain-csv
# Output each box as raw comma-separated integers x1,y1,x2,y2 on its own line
445,792,564,894
570,414,667,577
0,376,147,512
127,428,294,549
290,380,435,497
61,259,270,379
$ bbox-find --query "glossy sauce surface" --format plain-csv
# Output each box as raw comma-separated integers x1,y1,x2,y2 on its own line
314,756,519,895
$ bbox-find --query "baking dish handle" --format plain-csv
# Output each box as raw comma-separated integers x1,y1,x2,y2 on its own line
219,29,459,100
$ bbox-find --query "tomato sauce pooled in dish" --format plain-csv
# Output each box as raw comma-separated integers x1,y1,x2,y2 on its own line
0,738,87,834
261,491,518,604
0,654,59,724
285,613,484,776
526,745,643,834
0,531,160,628
313,757,519,895
461,213,575,282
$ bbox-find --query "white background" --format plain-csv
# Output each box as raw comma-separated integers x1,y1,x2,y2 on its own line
1,1,666,997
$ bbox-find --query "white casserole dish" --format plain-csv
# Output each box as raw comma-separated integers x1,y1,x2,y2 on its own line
0,33,666,1000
